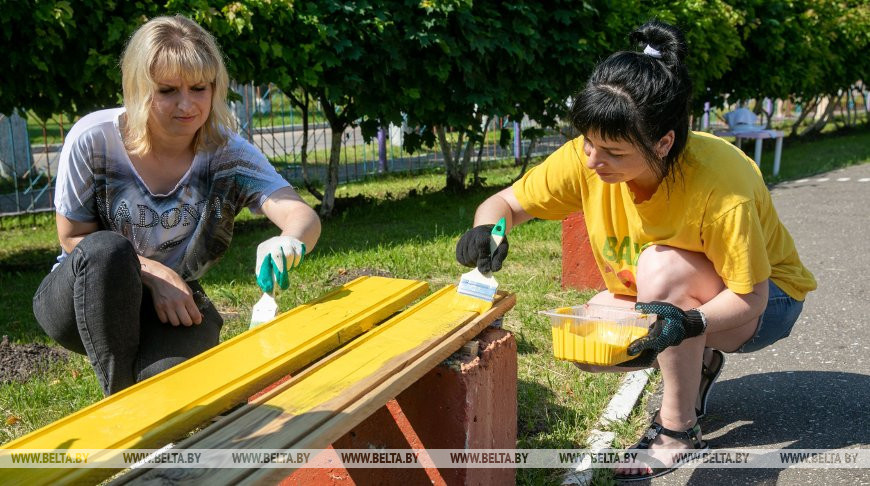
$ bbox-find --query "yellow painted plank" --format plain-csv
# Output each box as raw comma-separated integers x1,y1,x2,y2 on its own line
123,286,516,485
1,276,428,486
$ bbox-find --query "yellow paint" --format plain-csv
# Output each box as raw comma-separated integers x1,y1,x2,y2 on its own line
0,276,428,486
449,290,493,313
551,317,649,365
263,285,477,415
132,285,491,485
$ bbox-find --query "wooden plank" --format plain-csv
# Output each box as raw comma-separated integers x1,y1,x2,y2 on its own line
1,276,428,486
122,286,515,485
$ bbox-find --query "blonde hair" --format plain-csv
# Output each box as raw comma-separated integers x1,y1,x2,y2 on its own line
120,15,236,155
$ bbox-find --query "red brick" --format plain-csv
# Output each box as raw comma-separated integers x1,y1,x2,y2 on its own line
562,212,605,291
283,328,517,486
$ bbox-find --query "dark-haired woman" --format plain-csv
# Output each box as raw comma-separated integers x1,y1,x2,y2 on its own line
454,20,815,480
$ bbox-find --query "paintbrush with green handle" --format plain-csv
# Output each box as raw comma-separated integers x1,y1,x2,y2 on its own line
250,236,306,328
453,217,507,313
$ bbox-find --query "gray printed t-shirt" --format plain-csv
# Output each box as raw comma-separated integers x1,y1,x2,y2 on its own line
54,108,290,281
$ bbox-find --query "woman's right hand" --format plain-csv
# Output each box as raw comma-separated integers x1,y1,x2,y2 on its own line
455,224,509,273
139,257,202,326
456,186,531,273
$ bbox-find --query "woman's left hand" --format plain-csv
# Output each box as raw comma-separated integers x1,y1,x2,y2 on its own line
140,257,203,327
619,301,707,366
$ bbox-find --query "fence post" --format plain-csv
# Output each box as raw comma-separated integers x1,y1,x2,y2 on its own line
702,101,710,130
513,121,520,165
230,81,256,143
378,126,387,173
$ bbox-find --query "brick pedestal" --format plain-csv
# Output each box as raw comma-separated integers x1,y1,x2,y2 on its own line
561,212,605,291
283,328,518,486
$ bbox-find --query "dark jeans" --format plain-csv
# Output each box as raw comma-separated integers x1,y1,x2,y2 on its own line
32,231,223,396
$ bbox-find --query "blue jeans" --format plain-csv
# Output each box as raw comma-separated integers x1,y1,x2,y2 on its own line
32,231,223,395
738,279,804,353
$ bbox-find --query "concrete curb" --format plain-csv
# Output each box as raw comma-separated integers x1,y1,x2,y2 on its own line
562,369,656,485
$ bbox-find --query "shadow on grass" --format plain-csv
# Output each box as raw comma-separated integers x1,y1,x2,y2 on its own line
0,252,56,343
516,378,582,485
201,184,505,288
299,185,499,253
0,247,57,274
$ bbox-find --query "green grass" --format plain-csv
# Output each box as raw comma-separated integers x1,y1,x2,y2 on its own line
268,137,441,168
759,126,870,183
1,125,868,484
26,112,78,147
0,356,102,444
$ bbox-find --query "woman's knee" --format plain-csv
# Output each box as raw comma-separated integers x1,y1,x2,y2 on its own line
137,356,186,382
636,245,723,305
74,231,139,277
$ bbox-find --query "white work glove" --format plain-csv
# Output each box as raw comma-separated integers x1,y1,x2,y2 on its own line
255,236,306,293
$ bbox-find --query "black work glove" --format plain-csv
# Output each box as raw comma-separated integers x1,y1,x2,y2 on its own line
616,301,706,367
455,224,509,274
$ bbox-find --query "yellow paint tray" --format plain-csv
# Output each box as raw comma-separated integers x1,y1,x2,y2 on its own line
539,304,656,365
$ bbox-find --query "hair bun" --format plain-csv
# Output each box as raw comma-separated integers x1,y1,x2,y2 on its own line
629,20,688,67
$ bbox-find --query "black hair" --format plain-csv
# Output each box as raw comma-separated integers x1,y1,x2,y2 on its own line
570,20,692,182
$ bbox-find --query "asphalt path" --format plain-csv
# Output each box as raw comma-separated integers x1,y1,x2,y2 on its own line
647,162,870,485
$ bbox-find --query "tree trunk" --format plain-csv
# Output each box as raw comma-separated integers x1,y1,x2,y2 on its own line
847,87,859,127
789,96,819,137
460,134,474,182
436,125,467,193
471,116,491,187
512,136,538,183
801,94,841,137
320,128,342,217
286,89,323,200
317,94,346,218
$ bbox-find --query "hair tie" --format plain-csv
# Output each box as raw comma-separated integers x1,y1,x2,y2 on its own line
643,44,662,59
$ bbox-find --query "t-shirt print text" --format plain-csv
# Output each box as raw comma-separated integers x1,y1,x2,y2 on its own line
110,196,224,230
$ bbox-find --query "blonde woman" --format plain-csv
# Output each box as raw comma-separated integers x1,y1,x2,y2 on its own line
33,15,320,395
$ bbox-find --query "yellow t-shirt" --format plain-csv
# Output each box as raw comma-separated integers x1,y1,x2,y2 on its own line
512,131,817,300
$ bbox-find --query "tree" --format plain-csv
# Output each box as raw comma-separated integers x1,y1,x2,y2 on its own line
389,0,611,192
705,0,869,135
0,1,158,119
184,0,416,217
645,0,745,114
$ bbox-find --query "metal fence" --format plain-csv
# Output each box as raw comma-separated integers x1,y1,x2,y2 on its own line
0,83,568,216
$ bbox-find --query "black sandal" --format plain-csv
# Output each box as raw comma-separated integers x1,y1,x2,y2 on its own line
613,414,708,482
697,348,724,418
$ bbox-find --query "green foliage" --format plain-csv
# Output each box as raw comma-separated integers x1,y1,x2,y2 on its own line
177,0,414,215
709,0,870,103
3,0,868,201
389,0,607,191
645,0,745,111
0,1,158,119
